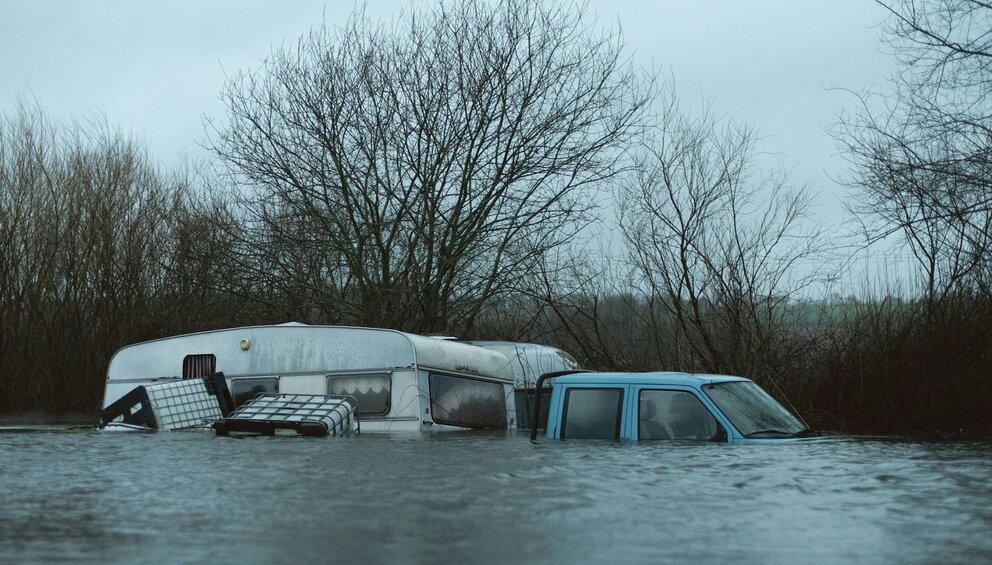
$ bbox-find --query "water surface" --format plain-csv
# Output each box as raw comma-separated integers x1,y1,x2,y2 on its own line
1,422,990,563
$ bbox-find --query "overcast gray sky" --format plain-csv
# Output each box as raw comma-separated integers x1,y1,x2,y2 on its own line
0,1,895,229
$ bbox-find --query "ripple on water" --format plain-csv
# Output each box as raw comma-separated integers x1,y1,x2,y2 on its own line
1,428,991,563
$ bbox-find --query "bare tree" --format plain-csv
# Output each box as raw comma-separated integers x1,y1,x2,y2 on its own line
836,0,992,299
208,0,652,333
523,95,827,387
615,101,826,378
0,102,213,411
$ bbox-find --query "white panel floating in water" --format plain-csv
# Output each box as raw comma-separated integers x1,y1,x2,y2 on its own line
212,394,359,437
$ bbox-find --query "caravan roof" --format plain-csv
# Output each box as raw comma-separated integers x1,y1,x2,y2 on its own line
106,324,513,383
467,341,581,388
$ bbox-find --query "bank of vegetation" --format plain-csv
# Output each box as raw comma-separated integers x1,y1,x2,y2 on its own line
1,0,990,436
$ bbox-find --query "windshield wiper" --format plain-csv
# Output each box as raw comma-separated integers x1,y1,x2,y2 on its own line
746,427,819,439
745,429,794,438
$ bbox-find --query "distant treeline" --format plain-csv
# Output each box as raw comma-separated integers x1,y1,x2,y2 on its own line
2,0,991,437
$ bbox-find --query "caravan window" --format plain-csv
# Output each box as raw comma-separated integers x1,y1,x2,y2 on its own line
327,374,391,416
230,377,279,408
429,373,507,429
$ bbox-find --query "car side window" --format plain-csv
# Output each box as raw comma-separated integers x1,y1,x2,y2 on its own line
562,388,623,440
638,390,719,441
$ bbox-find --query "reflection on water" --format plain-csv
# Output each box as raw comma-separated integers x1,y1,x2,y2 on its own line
1,423,990,564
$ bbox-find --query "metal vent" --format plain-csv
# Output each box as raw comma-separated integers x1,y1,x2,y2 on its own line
182,354,216,380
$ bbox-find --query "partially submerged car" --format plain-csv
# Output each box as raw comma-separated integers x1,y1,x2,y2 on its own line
531,371,818,443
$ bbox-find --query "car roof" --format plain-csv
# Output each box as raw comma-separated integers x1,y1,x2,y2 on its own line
552,371,750,387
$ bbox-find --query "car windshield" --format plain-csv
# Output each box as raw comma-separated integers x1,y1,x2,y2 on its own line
703,381,805,438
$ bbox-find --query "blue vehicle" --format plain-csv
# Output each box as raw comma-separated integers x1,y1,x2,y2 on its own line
530,371,818,443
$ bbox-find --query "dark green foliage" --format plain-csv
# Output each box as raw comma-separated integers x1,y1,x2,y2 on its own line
808,294,992,436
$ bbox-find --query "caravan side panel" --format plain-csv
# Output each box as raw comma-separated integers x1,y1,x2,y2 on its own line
103,326,418,408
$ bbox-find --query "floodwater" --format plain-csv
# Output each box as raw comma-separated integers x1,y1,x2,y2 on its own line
1,418,991,564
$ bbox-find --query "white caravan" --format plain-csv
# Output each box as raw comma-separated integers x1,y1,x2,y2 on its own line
101,323,515,432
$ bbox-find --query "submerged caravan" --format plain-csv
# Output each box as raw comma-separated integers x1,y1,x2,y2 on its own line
98,323,576,435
